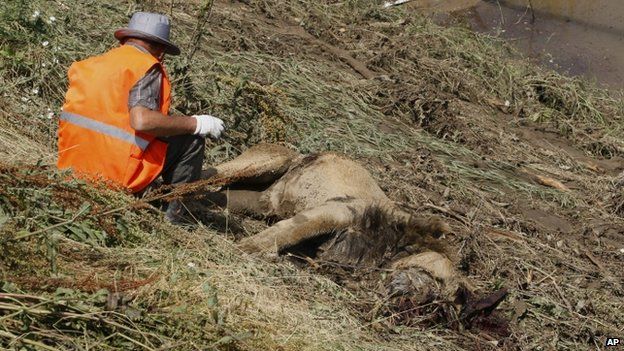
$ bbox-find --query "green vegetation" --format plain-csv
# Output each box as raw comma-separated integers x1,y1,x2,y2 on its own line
1,0,622,350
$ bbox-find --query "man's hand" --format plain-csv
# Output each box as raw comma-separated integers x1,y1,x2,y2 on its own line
192,115,225,139
129,107,226,138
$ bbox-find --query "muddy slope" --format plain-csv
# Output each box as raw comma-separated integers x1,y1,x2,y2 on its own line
1,0,623,350
200,2,624,349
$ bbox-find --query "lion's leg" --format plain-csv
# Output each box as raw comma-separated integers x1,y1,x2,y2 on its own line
205,144,299,185
238,200,367,254
201,189,270,217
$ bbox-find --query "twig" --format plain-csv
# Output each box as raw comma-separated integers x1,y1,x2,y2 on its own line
0,293,50,301
285,253,393,273
550,278,574,312
12,205,91,241
0,330,60,351
115,333,156,351
423,203,469,225
382,0,412,8
0,300,53,323
0,298,164,344
155,342,189,351
275,24,377,79
584,250,621,290
521,261,620,332
583,250,606,271
96,173,238,217
186,0,214,65
521,263,572,310
495,0,506,26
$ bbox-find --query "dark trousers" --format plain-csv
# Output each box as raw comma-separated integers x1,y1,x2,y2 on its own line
158,135,205,222
160,134,205,186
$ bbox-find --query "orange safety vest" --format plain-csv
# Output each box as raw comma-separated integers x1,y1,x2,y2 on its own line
58,45,171,193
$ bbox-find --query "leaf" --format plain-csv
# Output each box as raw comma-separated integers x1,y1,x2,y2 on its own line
233,331,254,341
0,209,9,229
201,282,215,295
67,225,87,242
170,272,179,284
213,336,233,346
511,300,528,323
93,289,110,304
124,307,142,321
212,332,253,347
116,220,129,236
55,287,77,299
15,230,29,238
92,228,107,245
1,281,19,293
207,294,218,308
172,304,188,313
77,202,92,215
0,49,15,58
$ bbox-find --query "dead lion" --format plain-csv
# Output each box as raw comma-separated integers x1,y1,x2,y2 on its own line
202,144,462,304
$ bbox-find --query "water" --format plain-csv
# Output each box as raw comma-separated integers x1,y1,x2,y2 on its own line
414,0,624,89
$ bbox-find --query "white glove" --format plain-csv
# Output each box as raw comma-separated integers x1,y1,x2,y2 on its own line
192,115,225,139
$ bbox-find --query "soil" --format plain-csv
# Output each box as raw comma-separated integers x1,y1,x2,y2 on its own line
517,124,624,176
192,3,624,348
3,0,622,349
438,0,624,89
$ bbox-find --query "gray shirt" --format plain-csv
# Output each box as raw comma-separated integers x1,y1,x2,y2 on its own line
126,43,163,111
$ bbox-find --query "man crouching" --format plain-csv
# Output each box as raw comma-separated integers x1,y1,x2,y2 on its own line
57,12,224,222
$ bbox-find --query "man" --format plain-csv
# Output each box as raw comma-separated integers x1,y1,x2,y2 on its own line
58,12,223,221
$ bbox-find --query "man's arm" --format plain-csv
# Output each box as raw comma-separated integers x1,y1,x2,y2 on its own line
129,106,196,136
130,106,225,138
126,64,224,138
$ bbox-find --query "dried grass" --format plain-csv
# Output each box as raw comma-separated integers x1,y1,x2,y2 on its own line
1,0,623,350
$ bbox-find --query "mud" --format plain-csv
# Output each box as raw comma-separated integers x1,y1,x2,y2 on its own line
4,0,624,349
518,207,574,234
175,3,624,345
423,0,624,89
516,124,624,176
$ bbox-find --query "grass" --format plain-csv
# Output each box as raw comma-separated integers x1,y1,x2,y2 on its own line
1,0,623,350
0,165,433,350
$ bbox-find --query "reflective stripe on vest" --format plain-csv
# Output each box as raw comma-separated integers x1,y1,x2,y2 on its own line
60,111,150,151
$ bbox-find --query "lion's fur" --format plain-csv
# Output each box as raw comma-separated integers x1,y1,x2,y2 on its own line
264,152,389,218
206,144,459,301
211,143,299,185
315,205,449,267
236,199,363,254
